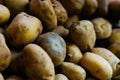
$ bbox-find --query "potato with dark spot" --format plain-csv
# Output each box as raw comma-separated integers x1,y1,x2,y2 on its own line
65,15,79,29
66,44,83,64
92,18,112,39
60,0,84,15
36,32,66,67
0,33,12,71
0,73,4,80
5,12,43,47
52,1,68,25
55,74,68,80
17,44,55,80
60,62,86,80
69,20,96,52
82,0,98,16
29,0,57,31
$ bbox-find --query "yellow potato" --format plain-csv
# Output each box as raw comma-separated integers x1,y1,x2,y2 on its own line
61,62,86,80
55,74,68,80
0,4,10,24
0,33,12,71
92,47,120,76
5,12,43,47
80,52,113,80
66,44,83,64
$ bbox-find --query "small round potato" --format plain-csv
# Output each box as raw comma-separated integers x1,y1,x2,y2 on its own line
92,18,112,39
55,74,68,80
0,73,4,80
0,4,10,24
36,32,66,67
69,20,96,52
66,44,83,64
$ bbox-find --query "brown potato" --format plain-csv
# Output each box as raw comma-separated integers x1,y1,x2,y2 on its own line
0,4,10,24
108,42,120,59
55,74,68,80
108,28,120,44
5,12,43,47
4,0,29,16
0,73,4,80
36,32,66,67
52,25,69,38
29,0,57,31
96,0,109,16
60,0,84,15
65,15,79,29
66,44,83,64
82,0,98,16
52,1,68,24
6,75,24,80
92,18,112,39
0,33,12,71
17,44,55,80
69,20,96,52
60,62,86,80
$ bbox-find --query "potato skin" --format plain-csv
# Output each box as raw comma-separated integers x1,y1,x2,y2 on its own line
36,32,66,67
0,4,10,24
0,33,12,71
52,1,68,25
60,62,86,80
69,20,96,52
92,18,112,39
5,12,43,47
0,73,4,80
29,0,57,31
55,74,68,80
17,44,55,80
80,52,113,80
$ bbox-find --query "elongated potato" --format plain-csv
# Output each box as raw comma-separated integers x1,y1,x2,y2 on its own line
17,44,55,80
5,12,43,47
0,33,12,71
66,44,83,64
91,47,120,76
60,0,84,14
0,4,10,24
36,32,66,67
53,1,68,24
0,73,4,80
61,62,86,80
69,20,96,52
92,18,112,39
55,74,68,80
29,0,57,31
80,52,113,80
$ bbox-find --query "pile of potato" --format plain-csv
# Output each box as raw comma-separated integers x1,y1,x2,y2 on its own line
0,0,120,80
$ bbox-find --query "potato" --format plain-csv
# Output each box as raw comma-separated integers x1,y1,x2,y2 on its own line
80,52,113,80
64,15,79,29
29,0,57,31
108,28,120,44
4,0,29,16
0,33,12,71
36,32,66,67
108,42,120,58
52,1,68,25
52,25,69,38
60,0,84,15
0,73,4,80
5,12,43,47
69,20,96,52
17,44,55,80
82,0,98,16
96,0,109,16
55,74,68,80
65,44,83,64
6,75,24,80
60,62,86,80
92,47,120,76
0,4,10,24
92,18,112,39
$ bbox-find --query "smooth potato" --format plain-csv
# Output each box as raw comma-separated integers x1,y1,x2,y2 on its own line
55,74,68,80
